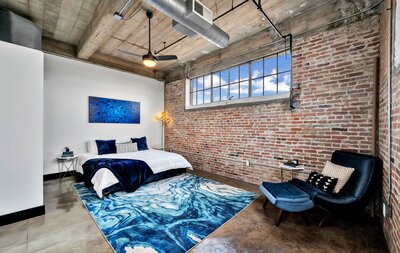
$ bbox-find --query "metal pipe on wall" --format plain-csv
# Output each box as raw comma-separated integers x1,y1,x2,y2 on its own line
386,0,393,204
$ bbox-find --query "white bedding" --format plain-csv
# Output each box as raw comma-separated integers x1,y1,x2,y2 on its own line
77,149,192,197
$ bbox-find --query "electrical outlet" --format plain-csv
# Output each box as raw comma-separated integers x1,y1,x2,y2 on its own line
383,202,392,218
245,160,250,166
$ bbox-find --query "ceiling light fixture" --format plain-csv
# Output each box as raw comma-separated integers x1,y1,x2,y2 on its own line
142,54,157,68
113,0,132,20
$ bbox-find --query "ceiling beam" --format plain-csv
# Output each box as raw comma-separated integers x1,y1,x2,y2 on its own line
89,52,166,81
77,0,142,60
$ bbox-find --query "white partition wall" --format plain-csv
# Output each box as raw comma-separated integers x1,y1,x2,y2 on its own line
0,41,44,216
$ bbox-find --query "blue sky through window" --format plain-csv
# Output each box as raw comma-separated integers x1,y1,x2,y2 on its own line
190,50,291,105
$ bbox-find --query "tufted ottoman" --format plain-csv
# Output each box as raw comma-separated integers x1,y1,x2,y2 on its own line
260,181,314,226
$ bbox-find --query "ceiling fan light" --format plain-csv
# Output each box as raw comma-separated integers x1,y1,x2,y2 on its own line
143,58,157,67
142,54,157,67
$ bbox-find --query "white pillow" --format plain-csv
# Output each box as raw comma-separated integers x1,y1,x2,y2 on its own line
321,161,355,193
116,142,138,153
86,140,98,154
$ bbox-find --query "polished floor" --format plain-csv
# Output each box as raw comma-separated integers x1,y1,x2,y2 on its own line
1,170,388,253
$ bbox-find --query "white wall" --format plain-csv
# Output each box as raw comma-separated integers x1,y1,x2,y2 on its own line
44,54,164,175
0,41,44,215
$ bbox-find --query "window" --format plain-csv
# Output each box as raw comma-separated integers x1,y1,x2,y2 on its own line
188,50,291,108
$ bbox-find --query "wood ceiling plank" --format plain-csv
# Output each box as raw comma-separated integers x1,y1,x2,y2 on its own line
53,0,84,42
67,0,101,44
42,0,63,38
77,0,142,59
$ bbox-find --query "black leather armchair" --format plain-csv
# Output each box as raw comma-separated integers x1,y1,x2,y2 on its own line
290,150,380,226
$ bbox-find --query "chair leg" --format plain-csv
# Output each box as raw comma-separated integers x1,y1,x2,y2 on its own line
319,211,331,227
300,212,309,226
263,198,269,209
275,209,285,226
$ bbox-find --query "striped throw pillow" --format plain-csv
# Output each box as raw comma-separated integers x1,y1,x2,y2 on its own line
116,142,138,154
321,161,354,193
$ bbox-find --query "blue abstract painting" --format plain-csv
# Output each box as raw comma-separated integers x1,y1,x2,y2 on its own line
89,96,140,124
74,174,258,253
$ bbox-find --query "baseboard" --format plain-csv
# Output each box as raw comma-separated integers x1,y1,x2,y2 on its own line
0,205,45,226
43,172,73,181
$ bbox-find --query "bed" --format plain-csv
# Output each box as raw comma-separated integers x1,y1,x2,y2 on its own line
76,149,192,197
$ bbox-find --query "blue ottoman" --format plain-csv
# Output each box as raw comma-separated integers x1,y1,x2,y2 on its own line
260,182,314,226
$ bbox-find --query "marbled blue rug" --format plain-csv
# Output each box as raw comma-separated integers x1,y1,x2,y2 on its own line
74,174,258,253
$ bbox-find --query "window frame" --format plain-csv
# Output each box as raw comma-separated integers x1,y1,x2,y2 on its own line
186,50,291,110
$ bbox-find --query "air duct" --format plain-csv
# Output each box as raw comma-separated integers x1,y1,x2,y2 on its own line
142,0,229,48
0,8,41,50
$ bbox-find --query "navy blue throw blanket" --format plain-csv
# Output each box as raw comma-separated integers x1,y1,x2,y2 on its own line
83,159,154,193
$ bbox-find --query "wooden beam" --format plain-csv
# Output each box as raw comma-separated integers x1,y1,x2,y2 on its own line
89,52,166,81
77,0,142,60
42,37,77,58
42,37,165,81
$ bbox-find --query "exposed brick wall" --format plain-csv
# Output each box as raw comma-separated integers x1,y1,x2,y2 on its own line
379,0,400,252
165,16,380,184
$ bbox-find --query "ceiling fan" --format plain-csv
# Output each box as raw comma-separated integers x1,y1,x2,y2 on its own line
119,10,177,68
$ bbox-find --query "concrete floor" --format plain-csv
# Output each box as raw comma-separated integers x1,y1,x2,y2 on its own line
0,170,388,253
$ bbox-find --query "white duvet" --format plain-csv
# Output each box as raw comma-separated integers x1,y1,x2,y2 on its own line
77,149,192,197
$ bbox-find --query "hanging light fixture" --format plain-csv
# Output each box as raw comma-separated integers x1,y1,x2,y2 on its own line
142,54,157,67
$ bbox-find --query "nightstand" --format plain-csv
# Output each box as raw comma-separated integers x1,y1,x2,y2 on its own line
57,155,78,183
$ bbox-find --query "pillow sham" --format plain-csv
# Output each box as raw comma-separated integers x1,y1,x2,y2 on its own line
131,136,148,151
306,171,338,194
321,161,354,193
116,142,138,153
96,140,117,155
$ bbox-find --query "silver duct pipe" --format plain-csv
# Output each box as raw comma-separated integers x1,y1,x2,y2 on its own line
142,0,230,48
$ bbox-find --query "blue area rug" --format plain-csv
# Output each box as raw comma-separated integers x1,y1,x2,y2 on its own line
74,174,258,253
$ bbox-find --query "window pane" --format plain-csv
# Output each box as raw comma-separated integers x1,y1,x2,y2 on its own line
192,92,196,105
212,72,220,87
264,55,277,76
221,85,229,100
212,87,220,101
230,66,239,83
264,75,277,95
251,60,263,79
197,76,204,90
229,83,239,100
278,51,291,72
204,89,211,103
251,78,263,97
240,81,249,98
197,90,204,104
278,72,291,93
191,79,197,92
221,70,229,85
204,74,211,89
240,64,249,81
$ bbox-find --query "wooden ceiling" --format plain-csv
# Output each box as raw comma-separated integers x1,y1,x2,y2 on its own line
0,0,381,79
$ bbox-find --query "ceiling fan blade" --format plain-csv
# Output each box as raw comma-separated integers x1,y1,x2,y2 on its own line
118,49,143,58
156,55,178,61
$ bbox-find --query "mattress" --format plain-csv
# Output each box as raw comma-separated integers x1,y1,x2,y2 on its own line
77,149,192,197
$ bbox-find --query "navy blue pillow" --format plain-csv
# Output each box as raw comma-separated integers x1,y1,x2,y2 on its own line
96,140,116,155
131,137,148,151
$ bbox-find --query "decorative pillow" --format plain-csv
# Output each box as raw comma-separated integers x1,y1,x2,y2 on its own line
321,161,355,193
86,140,98,154
95,140,116,155
131,137,148,151
306,171,338,194
116,142,138,153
